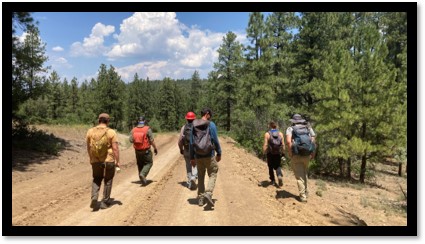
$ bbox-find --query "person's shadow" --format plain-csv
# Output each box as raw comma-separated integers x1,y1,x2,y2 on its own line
91,198,123,212
275,190,298,200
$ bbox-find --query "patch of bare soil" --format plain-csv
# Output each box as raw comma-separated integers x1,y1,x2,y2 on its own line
11,125,407,229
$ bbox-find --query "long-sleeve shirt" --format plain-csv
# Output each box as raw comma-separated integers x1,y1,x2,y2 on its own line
190,120,222,160
178,123,190,151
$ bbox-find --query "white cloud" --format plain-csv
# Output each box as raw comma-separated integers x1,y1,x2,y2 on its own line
18,32,28,43
52,57,72,69
70,22,115,57
68,12,248,81
52,46,64,52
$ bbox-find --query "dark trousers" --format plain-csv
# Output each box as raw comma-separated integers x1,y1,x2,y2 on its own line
267,154,282,182
135,149,153,180
91,162,116,203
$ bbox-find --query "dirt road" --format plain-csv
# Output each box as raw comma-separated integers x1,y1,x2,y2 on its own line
11,125,407,229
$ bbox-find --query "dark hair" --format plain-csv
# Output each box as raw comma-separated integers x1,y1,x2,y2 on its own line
99,117,109,124
201,108,212,117
269,121,277,129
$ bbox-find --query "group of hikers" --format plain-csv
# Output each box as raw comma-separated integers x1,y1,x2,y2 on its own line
85,108,315,211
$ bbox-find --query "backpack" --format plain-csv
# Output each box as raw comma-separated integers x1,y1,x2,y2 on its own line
268,129,282,155
132,126,150,150
192,119,214,156
291,124,315,156
89,127,110,162
183,123,193,147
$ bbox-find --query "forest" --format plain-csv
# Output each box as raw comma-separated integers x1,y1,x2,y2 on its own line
12,12,408,183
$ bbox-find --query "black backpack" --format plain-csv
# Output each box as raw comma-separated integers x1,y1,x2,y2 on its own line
291,124,315,156
192,119,214,156
183,122,193,146
268,129,282,155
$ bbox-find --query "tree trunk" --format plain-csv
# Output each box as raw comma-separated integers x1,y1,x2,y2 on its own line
338,157,345,178
346,157,352,179
398,162,403,177
359,122,367,183
226,99,231,131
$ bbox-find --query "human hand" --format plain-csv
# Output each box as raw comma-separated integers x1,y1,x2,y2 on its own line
180,149,184,155
154,148,158,155
216,154,221,162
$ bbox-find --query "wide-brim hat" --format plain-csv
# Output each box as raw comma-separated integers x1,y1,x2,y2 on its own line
290,114,305,123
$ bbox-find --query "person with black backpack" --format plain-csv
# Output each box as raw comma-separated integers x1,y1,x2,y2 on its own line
285,114,316,203
190,108,222,209
178,111,198,190
262,121,286,187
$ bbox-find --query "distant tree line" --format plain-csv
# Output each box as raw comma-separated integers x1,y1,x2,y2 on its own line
12,12,407,183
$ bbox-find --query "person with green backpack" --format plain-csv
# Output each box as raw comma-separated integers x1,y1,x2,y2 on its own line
86,113,120,210
286,114,316,203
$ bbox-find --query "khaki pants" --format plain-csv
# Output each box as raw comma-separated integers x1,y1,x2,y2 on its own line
291,155,310,198
196,156,219,199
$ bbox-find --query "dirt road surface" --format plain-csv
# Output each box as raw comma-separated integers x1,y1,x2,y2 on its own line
11,125,407,231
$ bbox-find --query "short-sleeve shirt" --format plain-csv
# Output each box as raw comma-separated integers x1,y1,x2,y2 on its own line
286,124,316,138
129,124,154,143
86,125,118,163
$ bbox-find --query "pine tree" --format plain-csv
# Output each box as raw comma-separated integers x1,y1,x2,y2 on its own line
158,78,177,131
12,18,48,118
213,31,244,131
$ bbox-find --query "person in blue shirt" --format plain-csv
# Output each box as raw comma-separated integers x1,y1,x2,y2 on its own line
190,108,222,209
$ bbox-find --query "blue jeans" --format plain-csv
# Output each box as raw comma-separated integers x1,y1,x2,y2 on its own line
184,149,197,182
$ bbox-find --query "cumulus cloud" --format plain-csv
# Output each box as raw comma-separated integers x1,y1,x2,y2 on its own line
70,23,115,57
68,12,247,81
52,56,72,69
52,46,64,52
107,12,235,81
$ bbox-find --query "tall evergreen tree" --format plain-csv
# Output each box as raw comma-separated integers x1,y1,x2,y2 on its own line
95,64,126,130
213,31,244,131
158,78,178,131
189,70,202,113
12,17,48,118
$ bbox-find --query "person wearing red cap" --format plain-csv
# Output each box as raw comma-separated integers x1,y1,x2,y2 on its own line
178,111,198,190
86,113,120,210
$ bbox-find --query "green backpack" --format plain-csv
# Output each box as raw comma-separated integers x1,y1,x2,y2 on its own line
90,127,110,161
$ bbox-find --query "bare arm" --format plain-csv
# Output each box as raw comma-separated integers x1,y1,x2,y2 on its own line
262,132,269,155
112,142,120,167
279,132,286,155
286,134,292,158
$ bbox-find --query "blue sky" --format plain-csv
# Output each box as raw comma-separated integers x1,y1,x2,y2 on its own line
24,12,259,83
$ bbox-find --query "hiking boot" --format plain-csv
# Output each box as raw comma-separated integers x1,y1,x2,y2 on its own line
270,180,277,187
90,199,97,209
100,201,110,209
299,196,307,203
198,197,205,206
204,192,214,207
140,175,147,186
278,177,283,187
190,179,197,190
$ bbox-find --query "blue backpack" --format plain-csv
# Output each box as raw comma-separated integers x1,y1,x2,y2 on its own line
291,125,315,156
